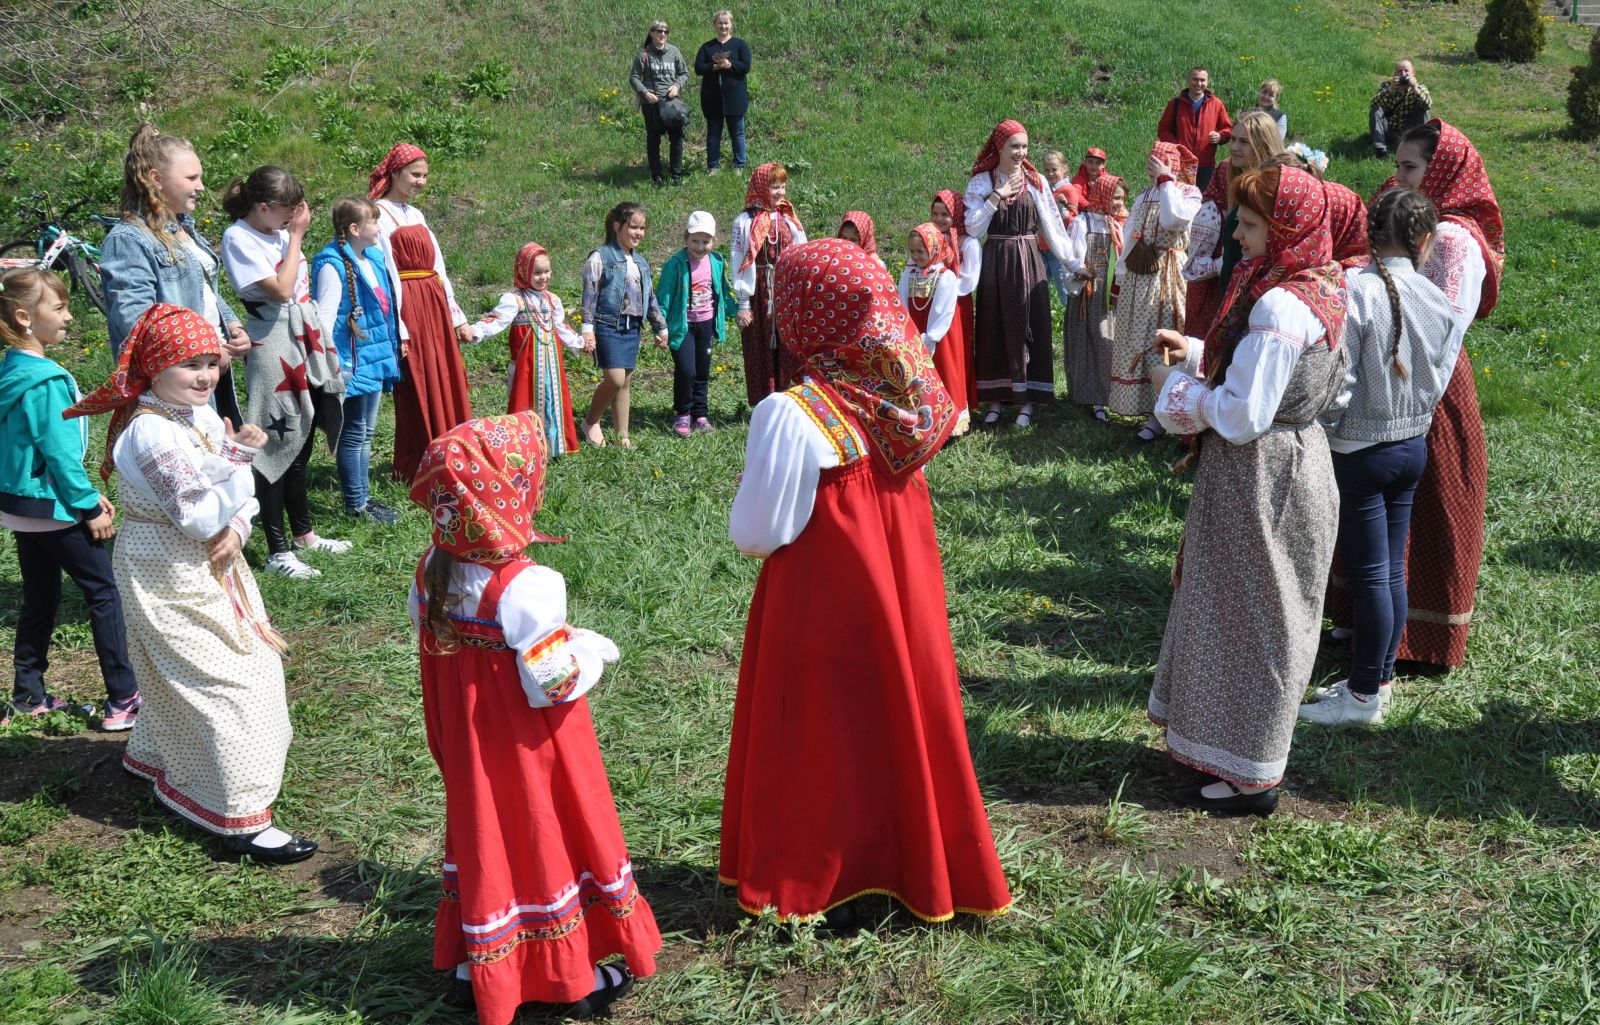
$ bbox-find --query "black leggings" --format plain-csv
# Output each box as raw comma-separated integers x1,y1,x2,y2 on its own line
254,431,316,555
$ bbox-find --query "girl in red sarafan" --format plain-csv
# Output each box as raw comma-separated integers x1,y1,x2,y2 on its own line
721,238,1012,929
408,411,659,1023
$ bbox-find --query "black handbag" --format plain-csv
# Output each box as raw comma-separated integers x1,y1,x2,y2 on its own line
658,96,690,128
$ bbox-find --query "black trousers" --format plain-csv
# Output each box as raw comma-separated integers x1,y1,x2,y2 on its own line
253,430,316,555
673,319,715,418
12,522,139,705
643,105,684,181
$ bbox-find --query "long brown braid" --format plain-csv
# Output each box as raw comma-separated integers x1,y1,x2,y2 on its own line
420,546,463,653
1366,187,1438,380
119,123,198,261
330,198,380,342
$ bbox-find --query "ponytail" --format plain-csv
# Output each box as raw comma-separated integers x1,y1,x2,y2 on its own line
0,268,69,348
219,165,305,221
1366,187,1438,379
420,547,462,652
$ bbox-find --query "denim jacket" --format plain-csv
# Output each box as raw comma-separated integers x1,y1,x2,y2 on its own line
100,215,239,353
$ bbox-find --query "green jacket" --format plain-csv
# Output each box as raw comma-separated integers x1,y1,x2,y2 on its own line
0,348,99,524
655,248,736,350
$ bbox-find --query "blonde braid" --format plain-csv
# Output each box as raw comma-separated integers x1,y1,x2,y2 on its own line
120,123,197,261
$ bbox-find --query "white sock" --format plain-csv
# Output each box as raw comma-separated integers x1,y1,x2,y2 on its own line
250,826,294,848
1330,626,1353,640
1200,781,1272,799
455,962,470,980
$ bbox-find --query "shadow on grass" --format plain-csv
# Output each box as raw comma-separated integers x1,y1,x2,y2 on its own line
1502,535,1600,573
1551,207,1600,230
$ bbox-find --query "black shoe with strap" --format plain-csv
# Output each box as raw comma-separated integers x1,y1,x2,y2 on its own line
220,831,319,865
1171,782,1278,818
563,962,634,1020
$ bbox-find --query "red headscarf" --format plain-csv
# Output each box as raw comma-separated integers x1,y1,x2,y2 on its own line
931,189,966,276
775,239,956,476
408,411,561,565
1204,167,1347,382
368,143,428,201
1085,174,1128,256
909,222,953,270
514,242,552,294
837,210,877,255
1150,141,1198,186
1324,181,1370,269
1374,119,1502,319
64,304,223,482
740,162,804,272
970,119,1045,191
1201,160,1231,209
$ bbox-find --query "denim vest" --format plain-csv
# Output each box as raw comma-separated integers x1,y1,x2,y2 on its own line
100,215,238,353
592,242,653,327
310,241,403,398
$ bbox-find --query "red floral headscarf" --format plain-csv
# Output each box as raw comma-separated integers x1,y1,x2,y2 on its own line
368,143,428,201
1150,141,1198,186
932,189,966,276
1324,181,1370,269
1085,174,1128,256
65,303,223,482
971,119,1045,192
1373,119,1502,319
514,242,552,295
408,411,561,566
837,210,877,255
740,162,804,272
775,239,956,475
909,222,953,270
1204,167,1347,382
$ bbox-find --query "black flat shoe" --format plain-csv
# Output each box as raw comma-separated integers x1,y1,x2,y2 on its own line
1319,627,1350,648
361,501,401,526
447,973,475,1009
822,899,861,934
563,962,634,1019
1172,782,1278,817
221,831,319,865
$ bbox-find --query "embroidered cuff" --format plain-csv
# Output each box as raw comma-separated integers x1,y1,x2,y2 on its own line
228,513,253,543
1157,373,1210,436
520,626,582,705
220,439,257,466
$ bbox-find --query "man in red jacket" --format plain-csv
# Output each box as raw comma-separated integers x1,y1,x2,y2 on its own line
1157,67,1233,191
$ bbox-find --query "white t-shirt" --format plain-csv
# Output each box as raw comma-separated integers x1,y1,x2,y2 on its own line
220,222,309,304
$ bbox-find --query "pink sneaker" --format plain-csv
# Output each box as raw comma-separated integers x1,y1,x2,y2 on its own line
673,415,692,437
101,692,141,732
693,417,714,433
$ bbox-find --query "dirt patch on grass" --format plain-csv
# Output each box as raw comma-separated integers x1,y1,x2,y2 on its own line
0,885,54,957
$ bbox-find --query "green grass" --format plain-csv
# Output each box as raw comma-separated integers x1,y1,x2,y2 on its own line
2,1,1599,1022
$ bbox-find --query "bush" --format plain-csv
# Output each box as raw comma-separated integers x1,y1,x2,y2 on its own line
1475,0,1545,63
461,60,513,102
1570,29,1600,140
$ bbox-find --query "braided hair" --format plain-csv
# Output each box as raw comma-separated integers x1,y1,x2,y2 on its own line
119,123,198,261
1366,187,1438,380
330,197,381,342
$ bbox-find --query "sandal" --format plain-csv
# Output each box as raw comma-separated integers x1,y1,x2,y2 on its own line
582,420,606,447
565,962,635,1019
1013,404,1035,429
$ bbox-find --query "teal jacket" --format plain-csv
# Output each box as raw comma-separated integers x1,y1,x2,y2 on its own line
655,248,736,350
0,349,99,524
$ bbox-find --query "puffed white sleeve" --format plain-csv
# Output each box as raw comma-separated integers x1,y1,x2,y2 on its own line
728,393,840,556
956,236,982,295
499,565,619,708
375,204,409,341
963,174,998,239
897,266,912,307
1061,216,1091,277
1158,181,1203,230
925,270,957,346
1183,202,1223,282
1154,289,1322,444
471,292,520,343
730,212,755,309
551,295,583,349
1116,200,1141,277
789,216,807,244
1419,221,1486,344
115,415,259,541
1031,182,1072,256
427,224,467,328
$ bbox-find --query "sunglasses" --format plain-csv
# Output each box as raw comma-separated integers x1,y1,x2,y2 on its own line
652,27,669,33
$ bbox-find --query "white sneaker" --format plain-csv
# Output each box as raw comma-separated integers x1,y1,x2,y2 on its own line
265,552,322,579
293,532,353,554
1298,681,1385,726
1311,678,1392,709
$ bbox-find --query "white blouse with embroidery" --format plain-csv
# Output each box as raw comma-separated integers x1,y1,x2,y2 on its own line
728,390,863,557
1417,220,1486,354
407,560,619,709
1153,288,1328,445
898,264,958,349
1182,201,1225,283
1117,180,1203,278
960,173,1072,256
729,211,808,311
470,291,583,348
374,199,467,338
111,395,258,542
954,235,983,296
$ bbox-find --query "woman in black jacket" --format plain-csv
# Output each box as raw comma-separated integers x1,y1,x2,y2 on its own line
693,10,752,172
631,20,691,186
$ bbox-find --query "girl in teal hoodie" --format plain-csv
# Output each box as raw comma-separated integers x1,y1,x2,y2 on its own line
655,210,736,435
0,269,139,729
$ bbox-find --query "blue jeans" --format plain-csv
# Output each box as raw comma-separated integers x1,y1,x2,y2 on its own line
337,390,382,514
1332,435,1429,693
707,114,747,169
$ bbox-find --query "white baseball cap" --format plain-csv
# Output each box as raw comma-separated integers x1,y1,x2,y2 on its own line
686,210,716,237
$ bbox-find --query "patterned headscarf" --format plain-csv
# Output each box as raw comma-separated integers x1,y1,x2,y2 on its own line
774,239,956,476
513,242,552,295
1201,160,1232,209
970,119,1045,192
1324,181,1370,269
909,222,953,271
408,411,560,566
1204,167,1347,382
1374,119,1502,319
1150,141,1198,186
64,303,223,482
368,143,428,201
931,189,966,276
837,211,878,255
1085,174,1128,256
740,162,804,272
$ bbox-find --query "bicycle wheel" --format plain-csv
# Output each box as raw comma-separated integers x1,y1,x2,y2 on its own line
0,239,40,265
65,250,107,318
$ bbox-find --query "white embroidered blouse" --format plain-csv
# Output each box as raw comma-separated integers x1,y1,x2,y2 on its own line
1153,288,1328,444
1182,201,1226,283
1118,180,1203,278
898,264,958,349
470,291,583,348
729,211,808,311
960,172,1072,256
729,389,865,557
1416,219,1486,350
407,561,620,709
111,395,258,542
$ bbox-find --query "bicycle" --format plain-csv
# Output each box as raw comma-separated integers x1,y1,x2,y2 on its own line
1,193,118,318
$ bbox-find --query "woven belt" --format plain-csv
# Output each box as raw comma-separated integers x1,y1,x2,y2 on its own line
988,233,1037,240
399,269,437,281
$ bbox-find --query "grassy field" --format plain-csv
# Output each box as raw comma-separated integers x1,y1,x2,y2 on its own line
2,0,1598,1022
